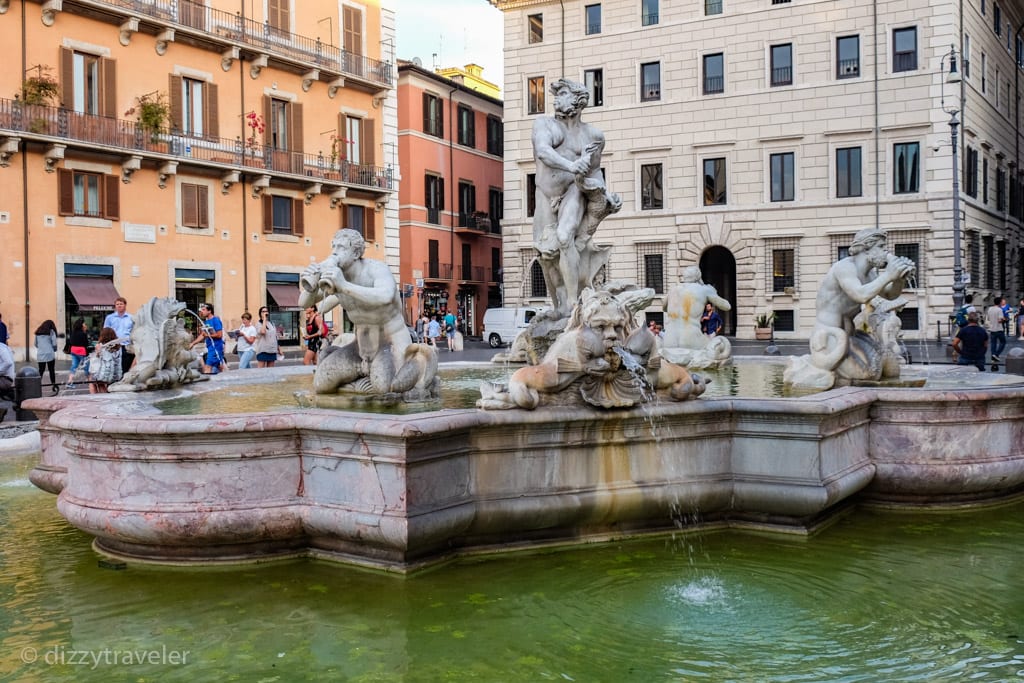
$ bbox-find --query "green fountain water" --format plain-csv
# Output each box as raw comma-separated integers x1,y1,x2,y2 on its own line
2,452,1022,681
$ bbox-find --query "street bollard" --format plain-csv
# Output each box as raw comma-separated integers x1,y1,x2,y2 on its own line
1005,348,1024,376
15,366,41,421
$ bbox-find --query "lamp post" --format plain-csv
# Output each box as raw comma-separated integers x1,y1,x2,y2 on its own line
941,45,964,319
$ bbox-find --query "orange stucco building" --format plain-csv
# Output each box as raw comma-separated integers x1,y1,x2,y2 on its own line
0,0,397,358
396,60,503,336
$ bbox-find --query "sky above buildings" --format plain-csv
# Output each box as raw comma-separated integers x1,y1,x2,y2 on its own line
384,0,505,91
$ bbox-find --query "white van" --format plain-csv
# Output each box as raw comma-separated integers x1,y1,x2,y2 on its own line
482,306,543,348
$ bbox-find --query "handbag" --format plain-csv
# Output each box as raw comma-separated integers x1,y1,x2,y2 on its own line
63,339,71,354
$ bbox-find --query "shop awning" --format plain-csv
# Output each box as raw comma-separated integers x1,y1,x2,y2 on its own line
65,276,121,312
266,283,301,310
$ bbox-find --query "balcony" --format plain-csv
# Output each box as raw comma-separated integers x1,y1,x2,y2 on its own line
31,0,392,92
459,265,485,282
423,262,452,281
0,97,394,193
455,212,502,236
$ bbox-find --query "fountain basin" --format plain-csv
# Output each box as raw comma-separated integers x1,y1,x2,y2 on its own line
25,364,1024,571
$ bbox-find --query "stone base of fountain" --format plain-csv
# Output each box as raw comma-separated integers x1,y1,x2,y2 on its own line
24,367,1024,572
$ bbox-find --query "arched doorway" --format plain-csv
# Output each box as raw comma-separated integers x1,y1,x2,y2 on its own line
699,246,737,335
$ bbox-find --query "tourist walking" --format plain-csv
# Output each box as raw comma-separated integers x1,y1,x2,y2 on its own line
34,319,59,393
426,315,441,347
985,297,1007,363
89,327,122,394
953,311,989,371
103,296,135,374
1017,297,1024,339
67,318,90,388
444,309,457,352
190,303,226,374
255,307,280,368
235,312,258,369
302,306,323,365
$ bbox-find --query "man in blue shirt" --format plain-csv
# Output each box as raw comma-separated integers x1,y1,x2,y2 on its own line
190,303,225,374
443,309,457,352
953,311,989,371
103,297,135,374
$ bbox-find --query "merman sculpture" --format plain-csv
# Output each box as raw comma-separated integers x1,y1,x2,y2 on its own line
660,265,733,369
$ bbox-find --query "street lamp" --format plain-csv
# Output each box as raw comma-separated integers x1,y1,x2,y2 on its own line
941,45,964,318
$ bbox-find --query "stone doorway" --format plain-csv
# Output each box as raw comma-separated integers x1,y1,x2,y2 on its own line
699,246,737,335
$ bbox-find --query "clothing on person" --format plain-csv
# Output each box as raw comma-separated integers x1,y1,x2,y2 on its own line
236,322,258,369
90,344,122,386
426,318,441,345
255,316,280,359
305,314,322,352
202,315,225,369
954,323,989,370
34,328,58,388
444,312,456,335
0,342,14,393
702,311,723,336
0,317,8,346
104,308,135,373
984,304,1007,360
68,325,90,382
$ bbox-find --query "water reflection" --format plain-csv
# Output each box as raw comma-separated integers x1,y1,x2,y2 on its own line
2,451,1023,681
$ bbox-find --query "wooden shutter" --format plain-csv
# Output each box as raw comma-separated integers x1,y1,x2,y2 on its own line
290,102,303,152
262,194,273,233
204,82,219,139
101,57,116,118
363,118,375,166
60,47,74,109
422,93,430,133
292,199,304,236
268,0,289,32
343,5,362,55
364,207,375,241
197,185,209,228
103,174,120,220
182,183,198,226
263,96,273,146
57,168,74,216
169,75,183,133
439,177,445,210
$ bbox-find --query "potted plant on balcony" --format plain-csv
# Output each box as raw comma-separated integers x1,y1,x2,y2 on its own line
125,91,169,144
19,66,59,133
754,312,775,341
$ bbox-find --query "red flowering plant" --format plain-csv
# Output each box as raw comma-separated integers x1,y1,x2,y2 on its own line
329,133,352,168
243,111,265,152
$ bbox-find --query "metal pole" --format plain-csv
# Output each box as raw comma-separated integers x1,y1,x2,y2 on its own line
951,110,964,316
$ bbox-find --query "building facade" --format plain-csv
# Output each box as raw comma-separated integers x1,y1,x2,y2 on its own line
396,61,504,336
490,0,1024,339
0,0,398,357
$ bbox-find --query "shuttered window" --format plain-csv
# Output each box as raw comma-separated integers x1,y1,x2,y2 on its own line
61,47,116,116
262,195,303,236
343,204,374,241
57,169,119,219
181,183,209,228
423,93,443,138
268,0,290,35
170,75,219,139
343,5,363,55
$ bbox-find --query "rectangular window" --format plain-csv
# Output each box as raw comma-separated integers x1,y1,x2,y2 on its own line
428,240,440,279
526,173,537,217
585,4,601,34
641,62,660,101
271,195,293,234
773,310,795,332
72,51,101,115
893,27,917,72
704,53,724,94
640,163,663,210
57,169,119,219
703,157,726,205
343,5,363,56
489,188,503,232
458,181,475,226
585,69,604,107
486,116,503,156
964,34,971,78
705,0,722,16
637,243,667,294
423,93,443,138
425,174,444,225
994,4,1001,34
893,142,919,194
969,231,980,285
345,204,365,237
998,240,1007,290
528,14,543,43
182,77,204,137
836,147,862,198
893,241,921,286
837,35,860,78
345,115,362,166
772,249,795,292
897,308,919,331
984,235,995,288
181,183,209,229
270,99,289,150
642,0,659,26
771,44,792,86
997,167,1007,211
770,152,795,202
268,0,290,36
983,157,989,203
457,105,475,147
530,259,548,297
965,147,978,198
528,76,545,114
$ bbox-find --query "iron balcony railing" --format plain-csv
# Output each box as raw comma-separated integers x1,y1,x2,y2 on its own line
771,66,792,86
837,58,860,78
424,262,453,280
893,51,917,72
0,97,394,191
459,265,485,282
75,0,392,88
704,76,724,95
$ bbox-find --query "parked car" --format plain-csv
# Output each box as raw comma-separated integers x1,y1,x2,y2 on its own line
481,306,544,348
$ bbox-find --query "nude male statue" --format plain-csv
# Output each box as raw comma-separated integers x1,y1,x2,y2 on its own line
299,229,437,397
808,228,914,377
532,78,622,316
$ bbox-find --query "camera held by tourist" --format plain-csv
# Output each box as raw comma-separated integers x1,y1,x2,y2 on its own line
234,313,258,370
255,307,280,368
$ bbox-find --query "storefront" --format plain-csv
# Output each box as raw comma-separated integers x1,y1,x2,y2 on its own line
63,264,121,341
265,272,301,346
174,268,216,334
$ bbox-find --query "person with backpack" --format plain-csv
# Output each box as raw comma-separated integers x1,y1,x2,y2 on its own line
953,294,976,329
953,311,988,371
985,296,1007,363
